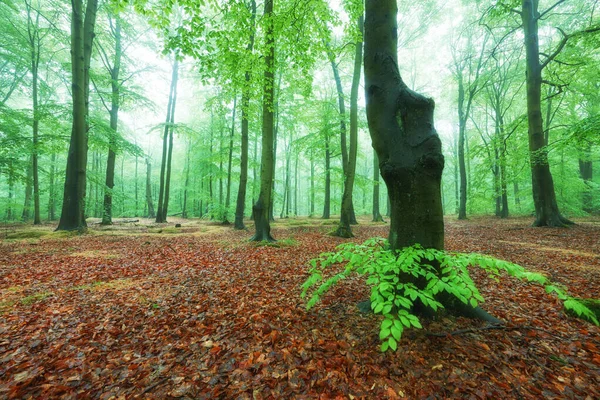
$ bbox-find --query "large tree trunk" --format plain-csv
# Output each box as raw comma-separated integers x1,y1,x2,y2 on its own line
101,16,122,225
234,0,256,230
364,0,499,323
364,0,444,251
334,15,363,238
251,0,275,242
521,0,572,227
57,0,98,232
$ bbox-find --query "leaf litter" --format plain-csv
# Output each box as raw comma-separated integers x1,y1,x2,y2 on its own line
0,216,599,399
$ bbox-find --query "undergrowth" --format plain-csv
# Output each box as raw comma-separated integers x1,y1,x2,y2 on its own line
301,237,599,352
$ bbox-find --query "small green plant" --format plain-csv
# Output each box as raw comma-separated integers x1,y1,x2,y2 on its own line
301,237,599,352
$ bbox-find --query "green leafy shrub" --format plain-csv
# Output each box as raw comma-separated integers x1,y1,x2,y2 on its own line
301,237,599,352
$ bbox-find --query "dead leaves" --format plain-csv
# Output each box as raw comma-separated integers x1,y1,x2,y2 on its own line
0,217,599,398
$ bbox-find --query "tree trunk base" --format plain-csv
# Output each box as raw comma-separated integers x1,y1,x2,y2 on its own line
250,232,275,242
331,225,354,238
533,214,575,227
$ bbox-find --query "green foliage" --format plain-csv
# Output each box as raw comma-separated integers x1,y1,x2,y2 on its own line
301,238,599,352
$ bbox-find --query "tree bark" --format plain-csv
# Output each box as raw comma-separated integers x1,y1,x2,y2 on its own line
48,153,56,220
364,0,444,251
101,16,122,225
22,157,33,221
334,15,363,238
322,131,331,219
251,0,275,242
145,158,155,218
57,0,98,232
521,0,572,227
234,0,257,230
579,143,593,214
457,74,468,220
155,57,178,223
225,96,236,222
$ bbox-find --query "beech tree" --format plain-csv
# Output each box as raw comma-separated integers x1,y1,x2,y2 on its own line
251,0,275,241
57,0,99,232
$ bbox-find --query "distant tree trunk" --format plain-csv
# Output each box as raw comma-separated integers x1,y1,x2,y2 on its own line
225,96,237,223
135,151,139,216
182,141,191,218
156,57,178,223
7,161,15,220
269,73,282,223
145,158,155,218
57,0,98,232
25,1,42,225
521,0,572,227
48,153,56,220
322,132,331,219
334,15,363,238
162,108,176,220
101,16,122,225
294,153,298,216
457,75,468,220
579,143,593,213
372,149,384,222
251,0,275,242
22,158,33,221
234,0,256,230
310,148,315,217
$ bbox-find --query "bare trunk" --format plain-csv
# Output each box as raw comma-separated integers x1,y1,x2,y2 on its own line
57,0,98,232
251,0,275,242
521,0,572,227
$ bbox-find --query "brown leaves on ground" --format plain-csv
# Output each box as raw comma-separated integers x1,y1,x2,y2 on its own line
0,216,599,399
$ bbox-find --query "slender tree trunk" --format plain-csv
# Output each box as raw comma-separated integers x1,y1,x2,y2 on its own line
372,149,384,222
579,143,593,213
101,17,122,225
145,158,155,218
57,0,98,232
294,153,298,216
7,161,14,220
234,1,257,229
521,0,572,227
135,152,138,216
225,96,237,223
48,153,56,220
22,158,32,221
322,132,331,219
334,15,363,237
457,75,468,220
251,0,275,241
310,148,315,217
25,1,42,225
156,58,178,223
182,141,191,218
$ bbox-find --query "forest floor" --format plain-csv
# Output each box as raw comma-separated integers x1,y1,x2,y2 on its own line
0,216,599,399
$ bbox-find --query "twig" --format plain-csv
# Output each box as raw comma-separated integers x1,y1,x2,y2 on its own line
141,377,169,395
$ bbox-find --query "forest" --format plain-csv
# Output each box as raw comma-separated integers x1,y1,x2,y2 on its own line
1,0,599,398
